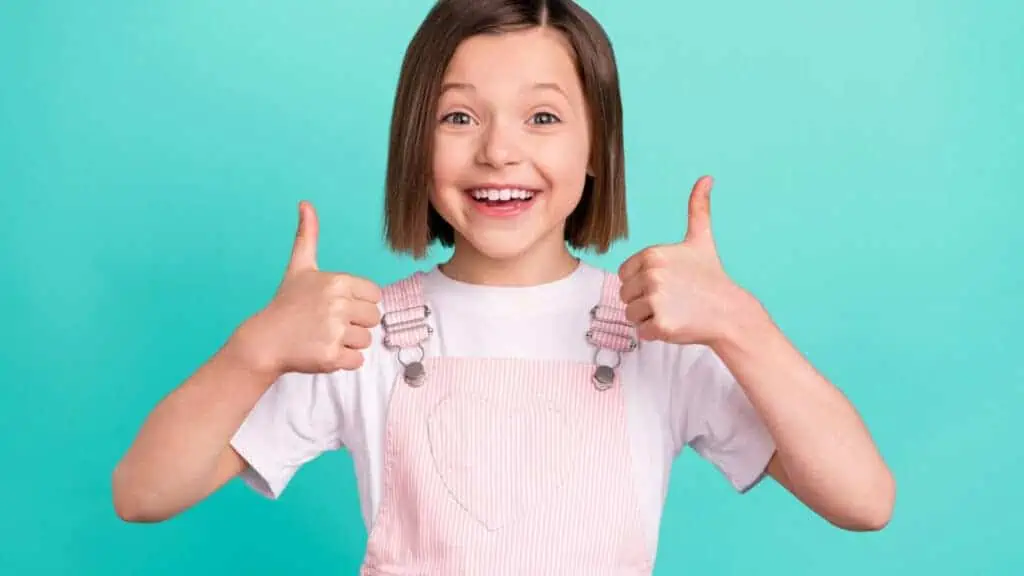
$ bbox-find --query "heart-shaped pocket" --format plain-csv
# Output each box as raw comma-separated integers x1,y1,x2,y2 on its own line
426,393,575,531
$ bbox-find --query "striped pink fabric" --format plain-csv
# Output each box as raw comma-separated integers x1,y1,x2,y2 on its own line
588,274,638,353
380,273,430,349
361,271,653,575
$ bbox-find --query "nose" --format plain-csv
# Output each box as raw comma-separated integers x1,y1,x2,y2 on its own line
475,119,521,167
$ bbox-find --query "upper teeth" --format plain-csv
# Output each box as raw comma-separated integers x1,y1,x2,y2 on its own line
471,188,534,201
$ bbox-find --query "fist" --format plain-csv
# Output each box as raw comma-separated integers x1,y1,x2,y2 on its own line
239,201,382,375
617,176,750,346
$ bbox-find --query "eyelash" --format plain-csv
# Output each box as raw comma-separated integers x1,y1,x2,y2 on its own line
439,111,562,126
530,112,560,125
440,111,474,125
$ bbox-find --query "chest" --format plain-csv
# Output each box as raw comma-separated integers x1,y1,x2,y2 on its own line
421,305,595,363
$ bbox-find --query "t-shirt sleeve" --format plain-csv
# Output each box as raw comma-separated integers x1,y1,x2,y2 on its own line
676,346,777,493
229,370,346,499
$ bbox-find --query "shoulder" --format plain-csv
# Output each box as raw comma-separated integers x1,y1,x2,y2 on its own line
576,259,619,287
377,268,433,300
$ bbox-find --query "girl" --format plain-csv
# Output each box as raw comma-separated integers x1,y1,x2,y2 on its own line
113,0,895,573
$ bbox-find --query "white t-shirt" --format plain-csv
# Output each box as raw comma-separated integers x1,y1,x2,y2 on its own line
230,261,776,555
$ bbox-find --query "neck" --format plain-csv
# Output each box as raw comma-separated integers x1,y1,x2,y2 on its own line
440,236,580,287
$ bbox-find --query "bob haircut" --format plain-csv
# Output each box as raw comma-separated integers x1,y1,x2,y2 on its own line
383,0,628,258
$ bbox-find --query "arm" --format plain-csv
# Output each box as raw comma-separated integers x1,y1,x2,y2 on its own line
714,296,895,531
112,201,381,522
111,327,274,523
618,175,894,531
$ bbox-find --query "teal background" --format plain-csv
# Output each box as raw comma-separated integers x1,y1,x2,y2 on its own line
2,0,1021,573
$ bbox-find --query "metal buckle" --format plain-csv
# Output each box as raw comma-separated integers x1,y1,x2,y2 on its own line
587,305,637,351
587,305,637,391
381,304,432,386
381,304,433,349
585,329,637,352
381,304,430,328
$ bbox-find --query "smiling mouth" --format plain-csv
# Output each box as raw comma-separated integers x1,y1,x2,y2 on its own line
464,186,539,217
467,187,538,205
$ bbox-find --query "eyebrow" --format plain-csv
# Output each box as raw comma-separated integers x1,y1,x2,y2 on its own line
439,82,568,98
532,82,567,97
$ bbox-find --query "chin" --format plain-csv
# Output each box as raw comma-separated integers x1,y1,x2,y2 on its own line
457,229,542,261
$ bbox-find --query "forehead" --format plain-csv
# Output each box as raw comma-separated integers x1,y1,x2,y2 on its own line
442,26,582,99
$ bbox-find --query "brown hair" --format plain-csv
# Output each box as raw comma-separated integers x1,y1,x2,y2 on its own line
383,0,627,258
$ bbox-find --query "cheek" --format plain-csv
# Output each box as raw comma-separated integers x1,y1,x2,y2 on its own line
430,137,469,209
536,137,590,200
432,137,459,188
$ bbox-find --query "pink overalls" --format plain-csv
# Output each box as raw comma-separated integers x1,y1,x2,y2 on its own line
360,271,654,575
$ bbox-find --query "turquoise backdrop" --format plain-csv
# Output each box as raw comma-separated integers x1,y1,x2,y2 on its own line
2,0,1021,573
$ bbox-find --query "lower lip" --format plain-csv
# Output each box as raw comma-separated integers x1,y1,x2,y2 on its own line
468,195,537,218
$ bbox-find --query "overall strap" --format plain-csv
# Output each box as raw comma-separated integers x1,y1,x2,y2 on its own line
586,271,637,391
588,273,637,352
381,272,432,386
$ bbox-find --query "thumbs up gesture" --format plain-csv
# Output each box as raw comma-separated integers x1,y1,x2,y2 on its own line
618,176,753,346
242,201,383,376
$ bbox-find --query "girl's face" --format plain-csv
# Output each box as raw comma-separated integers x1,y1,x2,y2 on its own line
430,26,591,265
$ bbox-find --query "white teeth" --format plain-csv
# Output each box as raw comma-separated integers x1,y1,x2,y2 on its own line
470,188,535,201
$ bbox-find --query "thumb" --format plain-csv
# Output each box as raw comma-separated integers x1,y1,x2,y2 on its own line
684,175,715,247
287,200,319,273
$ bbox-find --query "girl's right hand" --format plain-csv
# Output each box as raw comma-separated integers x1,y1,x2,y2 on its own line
233,201,383,377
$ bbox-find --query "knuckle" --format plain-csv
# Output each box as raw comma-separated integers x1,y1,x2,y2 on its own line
317,344,337,366
643,247,666,267
625,306,642,324
332,325,348,346
327,297,346,315
647,290,663,309
351,328,371,349
643,268,663,288
367,283,383,303
326,307,341,324
330,274,352,292
653,318,669,333
341,351,365,370
328,333,344,352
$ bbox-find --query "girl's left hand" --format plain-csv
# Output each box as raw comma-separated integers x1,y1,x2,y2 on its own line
617,175,757,346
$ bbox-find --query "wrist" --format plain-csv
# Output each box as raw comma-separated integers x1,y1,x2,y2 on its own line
223,313,284,385
710,287,773,357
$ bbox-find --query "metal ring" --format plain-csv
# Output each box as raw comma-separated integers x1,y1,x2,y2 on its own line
593,347,623,370
396,343,425,367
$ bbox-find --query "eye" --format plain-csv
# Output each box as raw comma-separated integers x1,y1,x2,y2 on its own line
440,111,474,125
529,112,561,125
